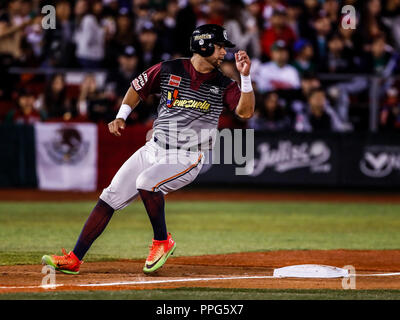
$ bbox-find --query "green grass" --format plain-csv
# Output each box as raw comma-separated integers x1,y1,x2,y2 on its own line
0,201,399,265
1,288,400,300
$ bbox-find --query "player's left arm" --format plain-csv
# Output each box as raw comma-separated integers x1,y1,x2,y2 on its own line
234,50,255,119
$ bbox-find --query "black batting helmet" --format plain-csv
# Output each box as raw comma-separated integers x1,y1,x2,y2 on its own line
190,24,235,57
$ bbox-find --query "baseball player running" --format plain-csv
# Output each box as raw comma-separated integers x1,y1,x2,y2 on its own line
42,24,255,275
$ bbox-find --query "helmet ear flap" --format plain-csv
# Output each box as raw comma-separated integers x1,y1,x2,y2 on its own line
196,41,215,57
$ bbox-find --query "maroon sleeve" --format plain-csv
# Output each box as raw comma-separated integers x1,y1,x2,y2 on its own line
223,80,241,112
131,62,162,100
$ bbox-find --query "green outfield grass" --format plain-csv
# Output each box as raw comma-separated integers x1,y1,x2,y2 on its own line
0,201,399,265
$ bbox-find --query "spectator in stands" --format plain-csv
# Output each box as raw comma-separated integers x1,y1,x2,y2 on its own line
359,0,391,46
205,0,226,26
291,38,315,76
260,9,297,59
248,91,291,131
40,74,75,121
306,88,335,132
77,73,114,123
0,0,38,62
1,1,42,70
320,33,368,122
341,35,399,125
286,1,303,39
295,87,351,132
41,0,75,68
308,13,332,66
18,36,41,68
72,0,89,43
152,0,180,60
319,33,355,73
338,20,363,65
244,0,263,33
294,0,319,38
381,0,400,50
20,0,43,60
137,22,163,71
252,40,300,93
302,0,320,20
261,0,287,29
224,1,261,59
5,87,44,124
322,0,340,28
174,0,204,57
104,45,140,104
132,0,153,35
379,86,400,132
101,6,117,45
103,0,120,17
104,7,135,69
112,7,135,49
362,34,399,76
73,0,107,69
290,73,321,128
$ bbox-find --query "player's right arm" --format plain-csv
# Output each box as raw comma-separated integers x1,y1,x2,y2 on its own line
108,62,161,137
108,87,141,137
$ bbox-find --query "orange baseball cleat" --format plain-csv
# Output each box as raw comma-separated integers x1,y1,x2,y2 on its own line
143,233,176,274
41,248,82,275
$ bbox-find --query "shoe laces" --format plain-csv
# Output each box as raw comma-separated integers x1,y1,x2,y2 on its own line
59,248,80,263
51,248,71,265
61,248,69,257
148,242,163,261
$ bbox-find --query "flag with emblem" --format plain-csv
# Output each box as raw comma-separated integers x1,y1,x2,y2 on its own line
34,123,98,191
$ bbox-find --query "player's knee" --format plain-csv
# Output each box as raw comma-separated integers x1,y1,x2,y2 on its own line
136,173,154,192
100,185,133,211
99,187,119,210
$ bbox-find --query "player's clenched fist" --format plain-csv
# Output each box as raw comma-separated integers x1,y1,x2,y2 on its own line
235,50,251,76
108,118,126,137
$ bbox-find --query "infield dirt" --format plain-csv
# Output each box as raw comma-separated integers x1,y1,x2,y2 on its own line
1,250,399,293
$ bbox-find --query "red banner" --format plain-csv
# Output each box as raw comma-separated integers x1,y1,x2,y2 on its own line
97,123,152,190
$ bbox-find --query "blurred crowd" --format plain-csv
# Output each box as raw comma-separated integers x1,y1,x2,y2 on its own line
1,0,400,133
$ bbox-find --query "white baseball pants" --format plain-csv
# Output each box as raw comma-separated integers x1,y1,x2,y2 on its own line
100,139,204,210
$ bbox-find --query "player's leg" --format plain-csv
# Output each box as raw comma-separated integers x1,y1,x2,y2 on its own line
41,198,114,275
138,189,167,241
138,150,204,241
137,150,204,274
72,199,114,261
42,142,154,274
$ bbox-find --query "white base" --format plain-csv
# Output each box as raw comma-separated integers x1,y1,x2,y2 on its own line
273,264,349,278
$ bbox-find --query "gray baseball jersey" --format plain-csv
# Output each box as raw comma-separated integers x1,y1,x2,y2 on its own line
132,58,241,150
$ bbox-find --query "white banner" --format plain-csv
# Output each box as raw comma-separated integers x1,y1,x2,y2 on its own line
34,123,98,191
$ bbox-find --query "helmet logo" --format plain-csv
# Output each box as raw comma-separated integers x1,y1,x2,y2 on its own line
223,30,228,40
199,39,204,45
194,34,212,41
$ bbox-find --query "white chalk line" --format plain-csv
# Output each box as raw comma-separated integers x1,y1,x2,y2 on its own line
77,275,276,288
1,272,400,290
354,272,400,277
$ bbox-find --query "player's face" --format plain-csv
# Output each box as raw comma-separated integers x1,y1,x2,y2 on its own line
206,44,227,68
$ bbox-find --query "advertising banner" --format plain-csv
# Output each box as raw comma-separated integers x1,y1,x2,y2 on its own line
196,132,340,185
196,132,400,187
341,134,400,187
